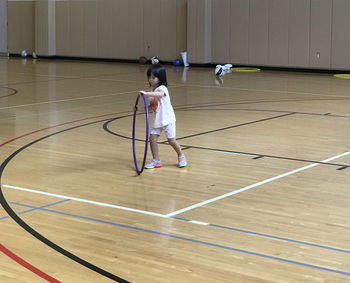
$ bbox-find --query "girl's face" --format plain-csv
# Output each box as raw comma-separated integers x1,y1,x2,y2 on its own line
148,73,160,88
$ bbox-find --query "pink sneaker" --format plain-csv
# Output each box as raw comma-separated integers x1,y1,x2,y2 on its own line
145,159,162,169
178,155,187,168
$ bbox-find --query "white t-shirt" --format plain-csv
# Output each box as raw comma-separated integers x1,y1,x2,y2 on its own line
150,85,176,128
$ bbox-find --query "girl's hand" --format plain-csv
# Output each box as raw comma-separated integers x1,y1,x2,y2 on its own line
139,90,146,97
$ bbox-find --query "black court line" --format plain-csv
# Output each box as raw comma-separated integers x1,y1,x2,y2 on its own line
0,116,132,283
103,118,133,140
0,86,18,98
103,111,350,168
104,112,295,142
177,107,350,119
337,166,349,171
175,112,295,141
179,144,349,168
253,156,264,160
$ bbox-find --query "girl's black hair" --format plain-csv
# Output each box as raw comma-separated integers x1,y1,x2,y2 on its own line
147,64,168,87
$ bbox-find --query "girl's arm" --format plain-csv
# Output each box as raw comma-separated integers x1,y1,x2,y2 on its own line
135,90,163,112
140,90,166,98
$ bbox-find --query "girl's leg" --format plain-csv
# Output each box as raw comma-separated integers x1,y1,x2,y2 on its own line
168,138,182,156
145,134,161,169
168,138,187,167
150,134,160,160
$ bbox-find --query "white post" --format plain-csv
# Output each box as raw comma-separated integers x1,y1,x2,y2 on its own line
181,51,189,67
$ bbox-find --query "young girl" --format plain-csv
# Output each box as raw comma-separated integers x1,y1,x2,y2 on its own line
139,64,187,169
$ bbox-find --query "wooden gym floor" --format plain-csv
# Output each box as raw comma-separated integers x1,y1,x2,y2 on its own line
0,57,349,282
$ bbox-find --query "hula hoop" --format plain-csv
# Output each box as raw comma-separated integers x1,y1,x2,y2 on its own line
231,67,261,72
132,94,149,175
333,74,350,79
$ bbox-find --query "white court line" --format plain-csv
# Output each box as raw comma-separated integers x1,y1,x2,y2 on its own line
0,90,138,111
2,184,166,218
3,151,350,218
189,220,209,225
164,151,350,217
0,84,186,111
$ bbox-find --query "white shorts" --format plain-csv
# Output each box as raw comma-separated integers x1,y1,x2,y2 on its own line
151,122,176,139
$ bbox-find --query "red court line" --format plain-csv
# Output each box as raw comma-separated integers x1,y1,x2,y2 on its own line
0,111,129,148
0,243,61,282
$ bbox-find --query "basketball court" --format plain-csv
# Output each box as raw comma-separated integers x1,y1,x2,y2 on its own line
0,57,349,282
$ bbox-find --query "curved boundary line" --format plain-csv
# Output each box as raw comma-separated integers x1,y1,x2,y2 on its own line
0,112,132,283
104,111,349,168
0,118,131,282
0,111,130,148
0,87,18,98
0,243,61,282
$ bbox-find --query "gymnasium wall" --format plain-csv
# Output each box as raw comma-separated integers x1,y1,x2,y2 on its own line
0,0,8,55
54,0,187,60
8,0,35,54
7,0,187,60
208,0,350,70
7,0,350,70
187,0,212,63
